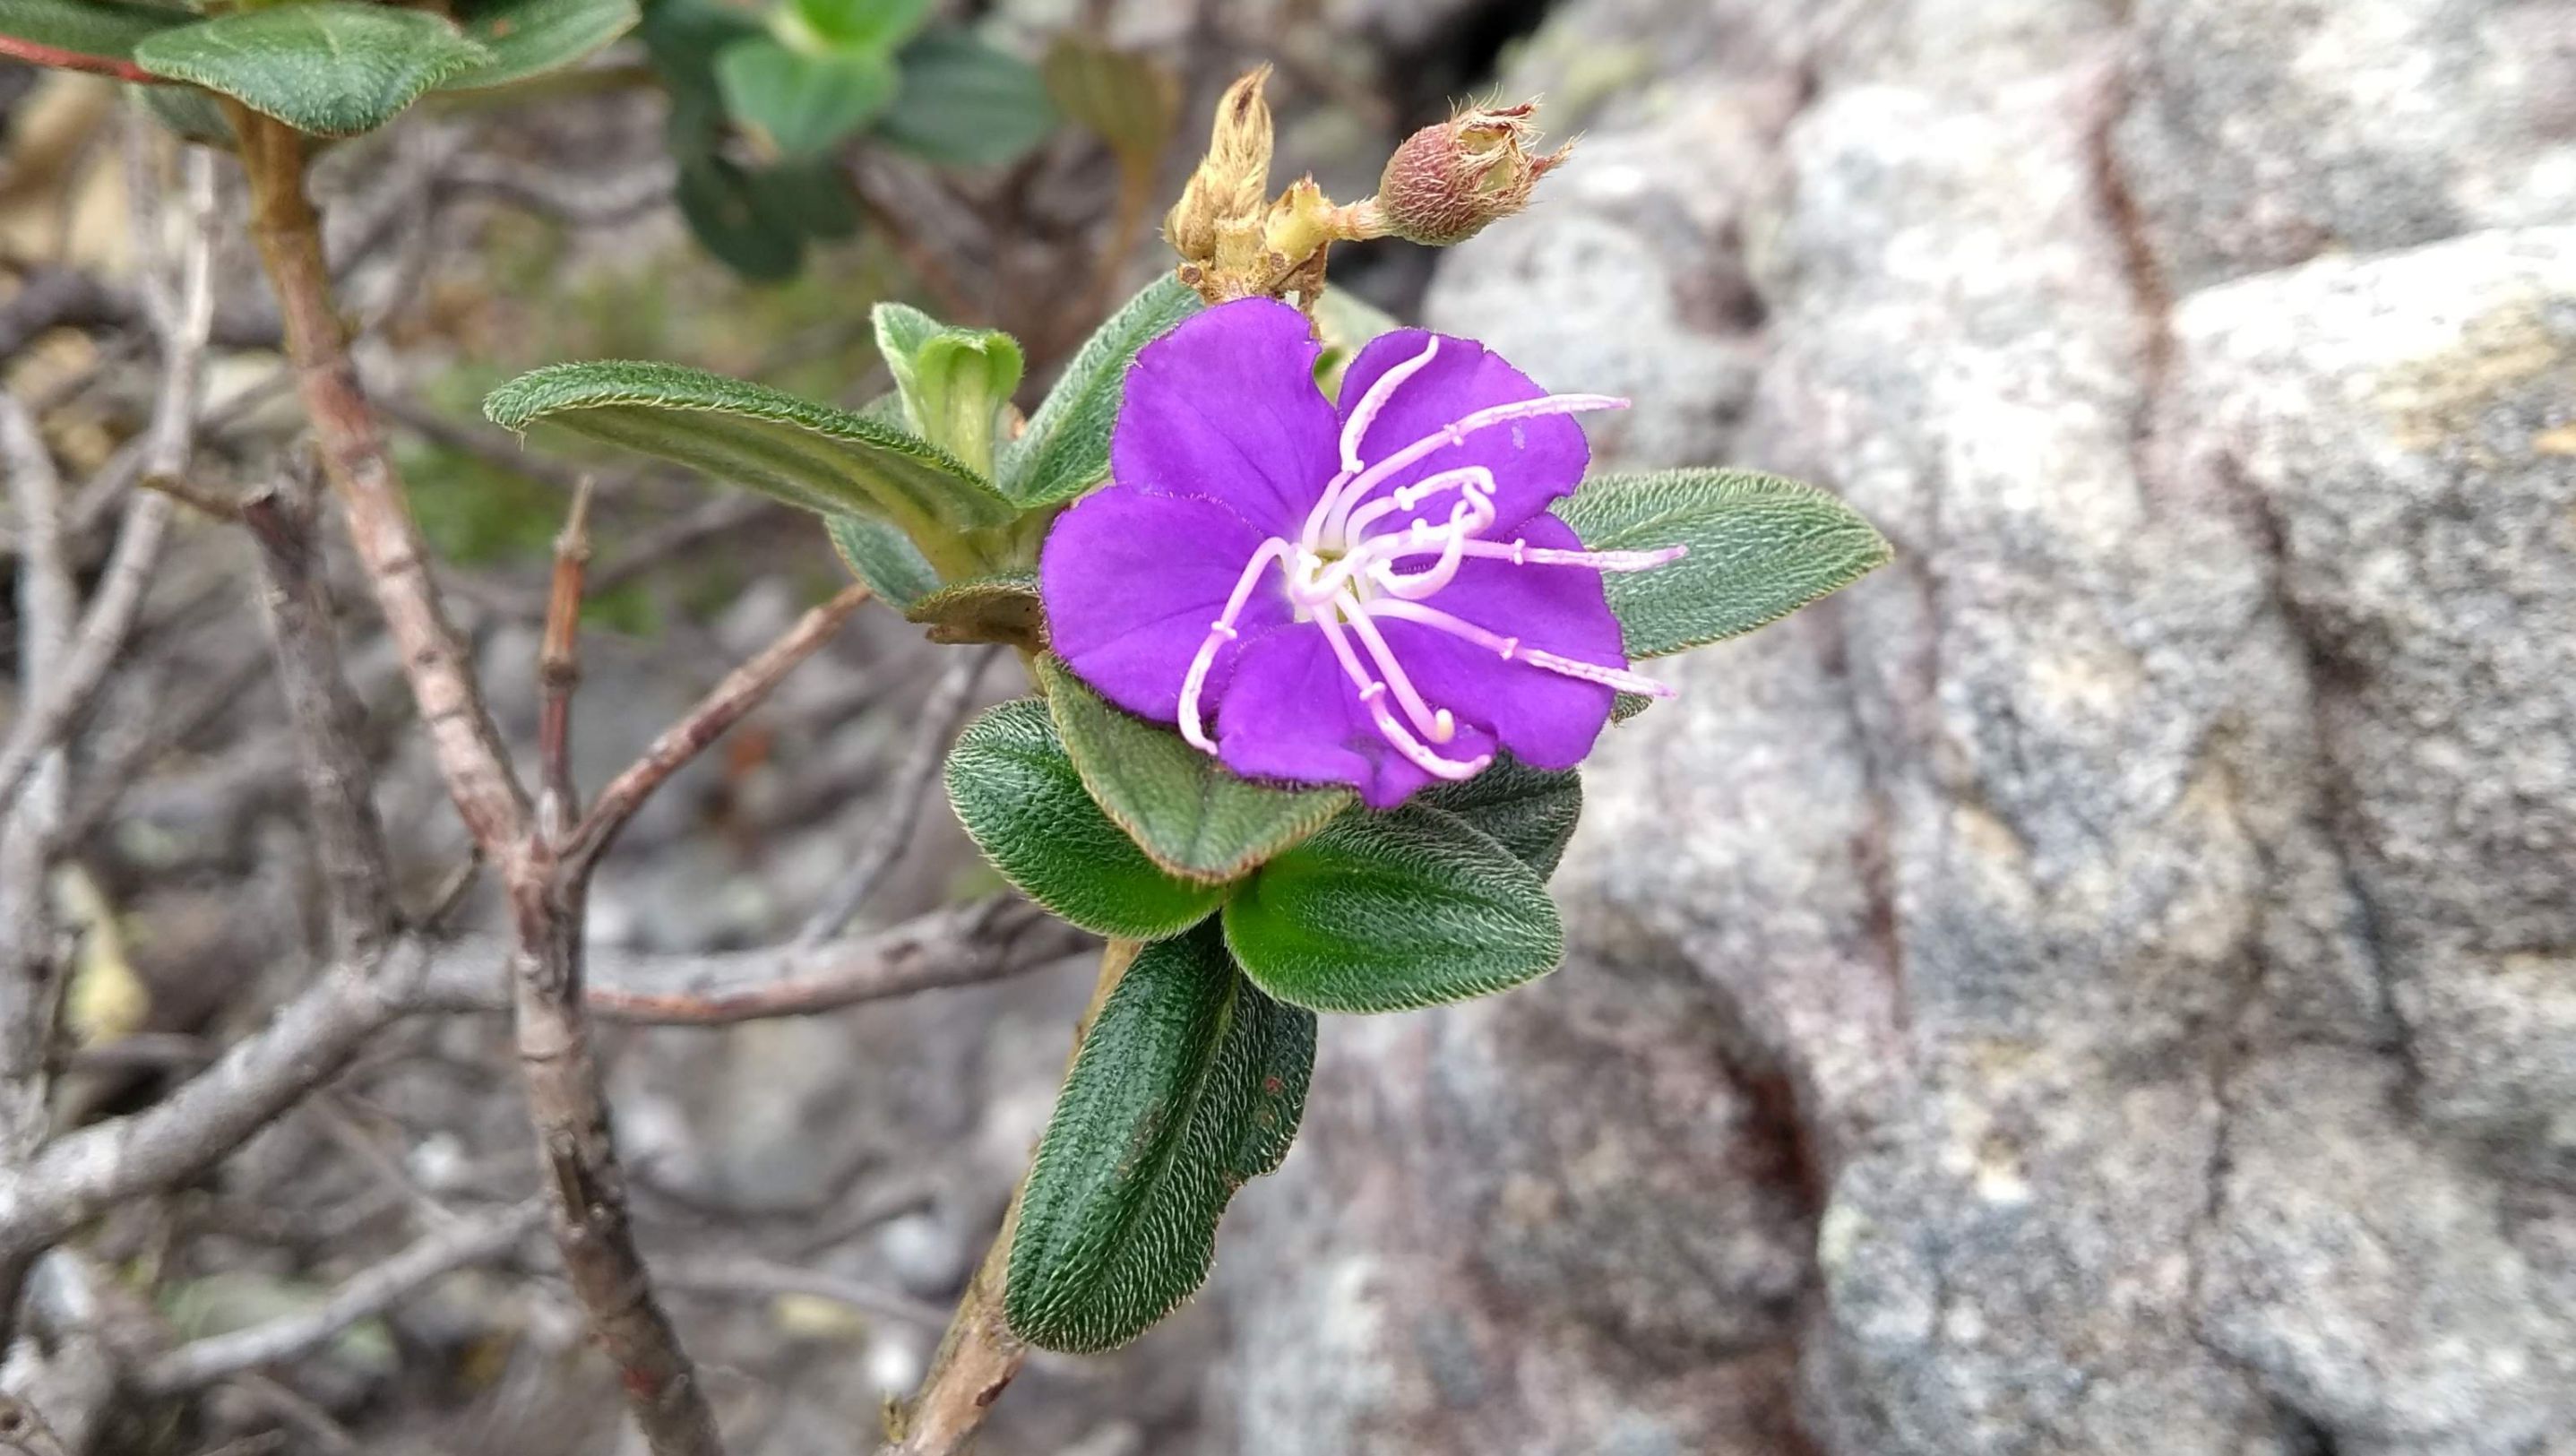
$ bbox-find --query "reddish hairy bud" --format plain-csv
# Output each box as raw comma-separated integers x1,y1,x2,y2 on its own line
1373,101,1572,247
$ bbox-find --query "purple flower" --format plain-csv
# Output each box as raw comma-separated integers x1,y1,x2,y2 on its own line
1040,297,1682,809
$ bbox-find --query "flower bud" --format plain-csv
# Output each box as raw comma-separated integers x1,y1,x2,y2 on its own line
1372,101,1571,247
1163,66,1274,266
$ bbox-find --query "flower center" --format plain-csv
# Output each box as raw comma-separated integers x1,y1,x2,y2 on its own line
1175,337,1688,780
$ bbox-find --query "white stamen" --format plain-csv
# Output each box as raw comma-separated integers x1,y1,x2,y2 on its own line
1362,599,1678,697
1177,538,1297,753
1320,392,1627,547
1338,595,1457,742
1314,610,1488,779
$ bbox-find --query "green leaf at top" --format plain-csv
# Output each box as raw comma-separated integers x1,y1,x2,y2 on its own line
873,303,1024,477
784,0,931,52
1006,923,1313,1354
1418,755,1581,879
1224,803,1563,1014
998,273,1202,507
1552,469,1891,659
0,0,191,68
1037,656,1352,885
825,512,938,608
944,699,1227,940
876,30,1057,169
716,35,897,161
906,571,1044,649
134,5,494,137
443,0,640,91
482,360,1012,548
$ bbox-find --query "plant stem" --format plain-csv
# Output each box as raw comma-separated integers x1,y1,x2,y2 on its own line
880,937,1141,1456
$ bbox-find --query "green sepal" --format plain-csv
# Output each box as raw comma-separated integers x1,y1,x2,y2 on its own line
1036,656,1352,885
944,699,1227,939
873,303,1024,478
997,273,1202,507
904,571,1044,649
1005,924,1314,1354
134,4,494,136
482,360,1013,552
1224,803,1563,1013
1553,468,1891,659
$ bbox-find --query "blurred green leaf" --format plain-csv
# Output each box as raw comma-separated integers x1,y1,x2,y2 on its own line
444,0,640,91
1038,34,1177,177
783,0,929,53
0,0,191,66
1417,756,1582,879
673,154,807,281
134,4,493,136
716,34,897,161
876,29,1056,169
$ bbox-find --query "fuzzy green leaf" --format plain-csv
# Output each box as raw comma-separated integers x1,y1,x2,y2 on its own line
873,303,1023,477
1224,804,1563,1013
483,360,1012,539
945,699,1226,939
134,5,494,136
1553,469,1891,659
876,30,1056,168
1036,656,1351,884
1418,756,1581,879
715,35,897,161
904,570,1043,648
0,0,191,66
444,0,640,90
825,512,939,608
998,273,1202,507
1006,925,1313,1354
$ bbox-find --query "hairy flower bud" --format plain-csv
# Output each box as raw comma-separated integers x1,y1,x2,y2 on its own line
1163,66,1274,266
1373,101,1571,247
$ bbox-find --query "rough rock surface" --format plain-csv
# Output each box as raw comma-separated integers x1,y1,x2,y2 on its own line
1209,1,2576,1452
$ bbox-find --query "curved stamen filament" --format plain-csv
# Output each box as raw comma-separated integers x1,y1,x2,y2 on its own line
1367,499,1481,600
1314,609,1489,780
1321,392,1628,547
1303,336,1444,547
1340,465,1495,546
1176,537,1297,753
1362,598,1678,698
1337,592,1456,742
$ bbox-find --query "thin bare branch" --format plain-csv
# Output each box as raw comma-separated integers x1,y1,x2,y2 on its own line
538,479,597,838
231,104,531,855
241,457,400,960
565,583,874,872
138,1200,546,1394
799,646,998,944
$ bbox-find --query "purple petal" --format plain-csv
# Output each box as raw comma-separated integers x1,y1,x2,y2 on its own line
1213,626,1497,809
1364,513,1619,771
1040,482,1291,723
1337,327,1590,534
1110,297,1340,537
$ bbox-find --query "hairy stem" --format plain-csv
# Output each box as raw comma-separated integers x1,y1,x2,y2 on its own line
881,937,1142,1456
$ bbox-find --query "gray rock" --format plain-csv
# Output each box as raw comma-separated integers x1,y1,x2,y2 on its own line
1218,2,2576,1453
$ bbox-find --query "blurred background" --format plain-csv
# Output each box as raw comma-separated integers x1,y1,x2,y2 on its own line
2,0,2573,1452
